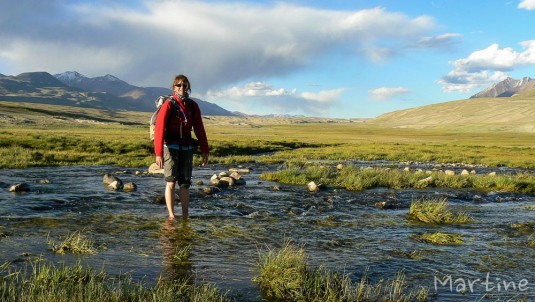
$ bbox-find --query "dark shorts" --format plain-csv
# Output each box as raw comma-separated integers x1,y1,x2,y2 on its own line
163,146,193,187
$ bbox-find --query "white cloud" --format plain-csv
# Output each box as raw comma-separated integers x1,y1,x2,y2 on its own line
437,70,509,93
208,82,296,98
439,40,535,92
206,82,342,116
518,0,535,10
369,87,410,101
301,89,345,103
0,1,442,91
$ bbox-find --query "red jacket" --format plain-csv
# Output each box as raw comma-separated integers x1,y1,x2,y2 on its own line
153,95,209,157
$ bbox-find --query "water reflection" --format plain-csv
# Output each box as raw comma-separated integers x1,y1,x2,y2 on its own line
160,219,195,283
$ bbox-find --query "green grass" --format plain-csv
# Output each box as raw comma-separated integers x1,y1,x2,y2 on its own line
408,197,474,225
47,231,98,255
1,101,535,170
173,245,192,265
414,232,465,245
260,165,535,193
253,242,429,302
529,235,535,248
0,261,231,302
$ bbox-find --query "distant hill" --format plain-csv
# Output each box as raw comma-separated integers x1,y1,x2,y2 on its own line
370,76,535,132
370,96,535,132
0,71,235,115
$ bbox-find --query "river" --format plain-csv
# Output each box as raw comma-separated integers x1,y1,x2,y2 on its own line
1,163,534,301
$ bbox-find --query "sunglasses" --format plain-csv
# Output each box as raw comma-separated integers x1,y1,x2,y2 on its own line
175,83,188,88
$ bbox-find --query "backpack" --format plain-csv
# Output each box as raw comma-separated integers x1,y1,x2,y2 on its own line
149,95,196,142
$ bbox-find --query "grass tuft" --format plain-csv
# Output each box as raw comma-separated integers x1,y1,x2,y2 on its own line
253,242,429,302
172,245,192,264
48,231,98,255
408,197,473,225
415,232,465,245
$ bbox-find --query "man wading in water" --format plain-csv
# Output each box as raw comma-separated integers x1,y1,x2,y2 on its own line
153,75,209,220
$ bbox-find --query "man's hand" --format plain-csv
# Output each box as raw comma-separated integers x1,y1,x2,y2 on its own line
156,156,163,168
201,153,209,167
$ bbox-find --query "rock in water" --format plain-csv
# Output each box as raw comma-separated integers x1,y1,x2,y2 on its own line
307,181,319,192
9,183,30,192
123,182,137,192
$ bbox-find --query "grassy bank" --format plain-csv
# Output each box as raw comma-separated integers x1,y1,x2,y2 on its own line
1,101,534,169
260,164,535,193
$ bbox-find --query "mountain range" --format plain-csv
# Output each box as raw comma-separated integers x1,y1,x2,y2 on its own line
1,71,534,130
0,71,235,115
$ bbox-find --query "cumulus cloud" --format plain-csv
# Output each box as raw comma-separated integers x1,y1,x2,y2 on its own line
368,87,410,101
205,82,342,116
438,40,535,92
518,0,535,10
0,0,443,92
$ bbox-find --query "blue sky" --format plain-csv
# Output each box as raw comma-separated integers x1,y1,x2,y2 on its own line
1,0,535,118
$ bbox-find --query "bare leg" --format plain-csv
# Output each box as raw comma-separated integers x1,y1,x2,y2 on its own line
165,181,177,219
179,186,189,218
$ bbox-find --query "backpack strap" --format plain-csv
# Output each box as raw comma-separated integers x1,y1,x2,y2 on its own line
185,98,195,122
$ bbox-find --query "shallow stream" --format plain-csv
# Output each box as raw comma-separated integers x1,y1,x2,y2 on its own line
1,162,534,301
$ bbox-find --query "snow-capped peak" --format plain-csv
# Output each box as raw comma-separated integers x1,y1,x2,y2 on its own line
54,71,87,84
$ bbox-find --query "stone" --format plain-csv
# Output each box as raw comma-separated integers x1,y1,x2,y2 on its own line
461,169,470,176
123,182,137,192
445,170,455,176
230,171,241,180
108,180,123,190
9,183,30,192
219,176,234,187
196,180,204,185
488,171,497,176
374,201,399,209
148,163,163,174
210,174,220,186
229,168,251,174
218,171,229,178
103,174,123,189
203,186,221,195
307,181,319,192
36,179,51,184
336,163,344,170
103,173,113,184
418,176,433,183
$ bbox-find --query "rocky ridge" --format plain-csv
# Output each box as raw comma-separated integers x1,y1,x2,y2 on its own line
470,76,534,98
